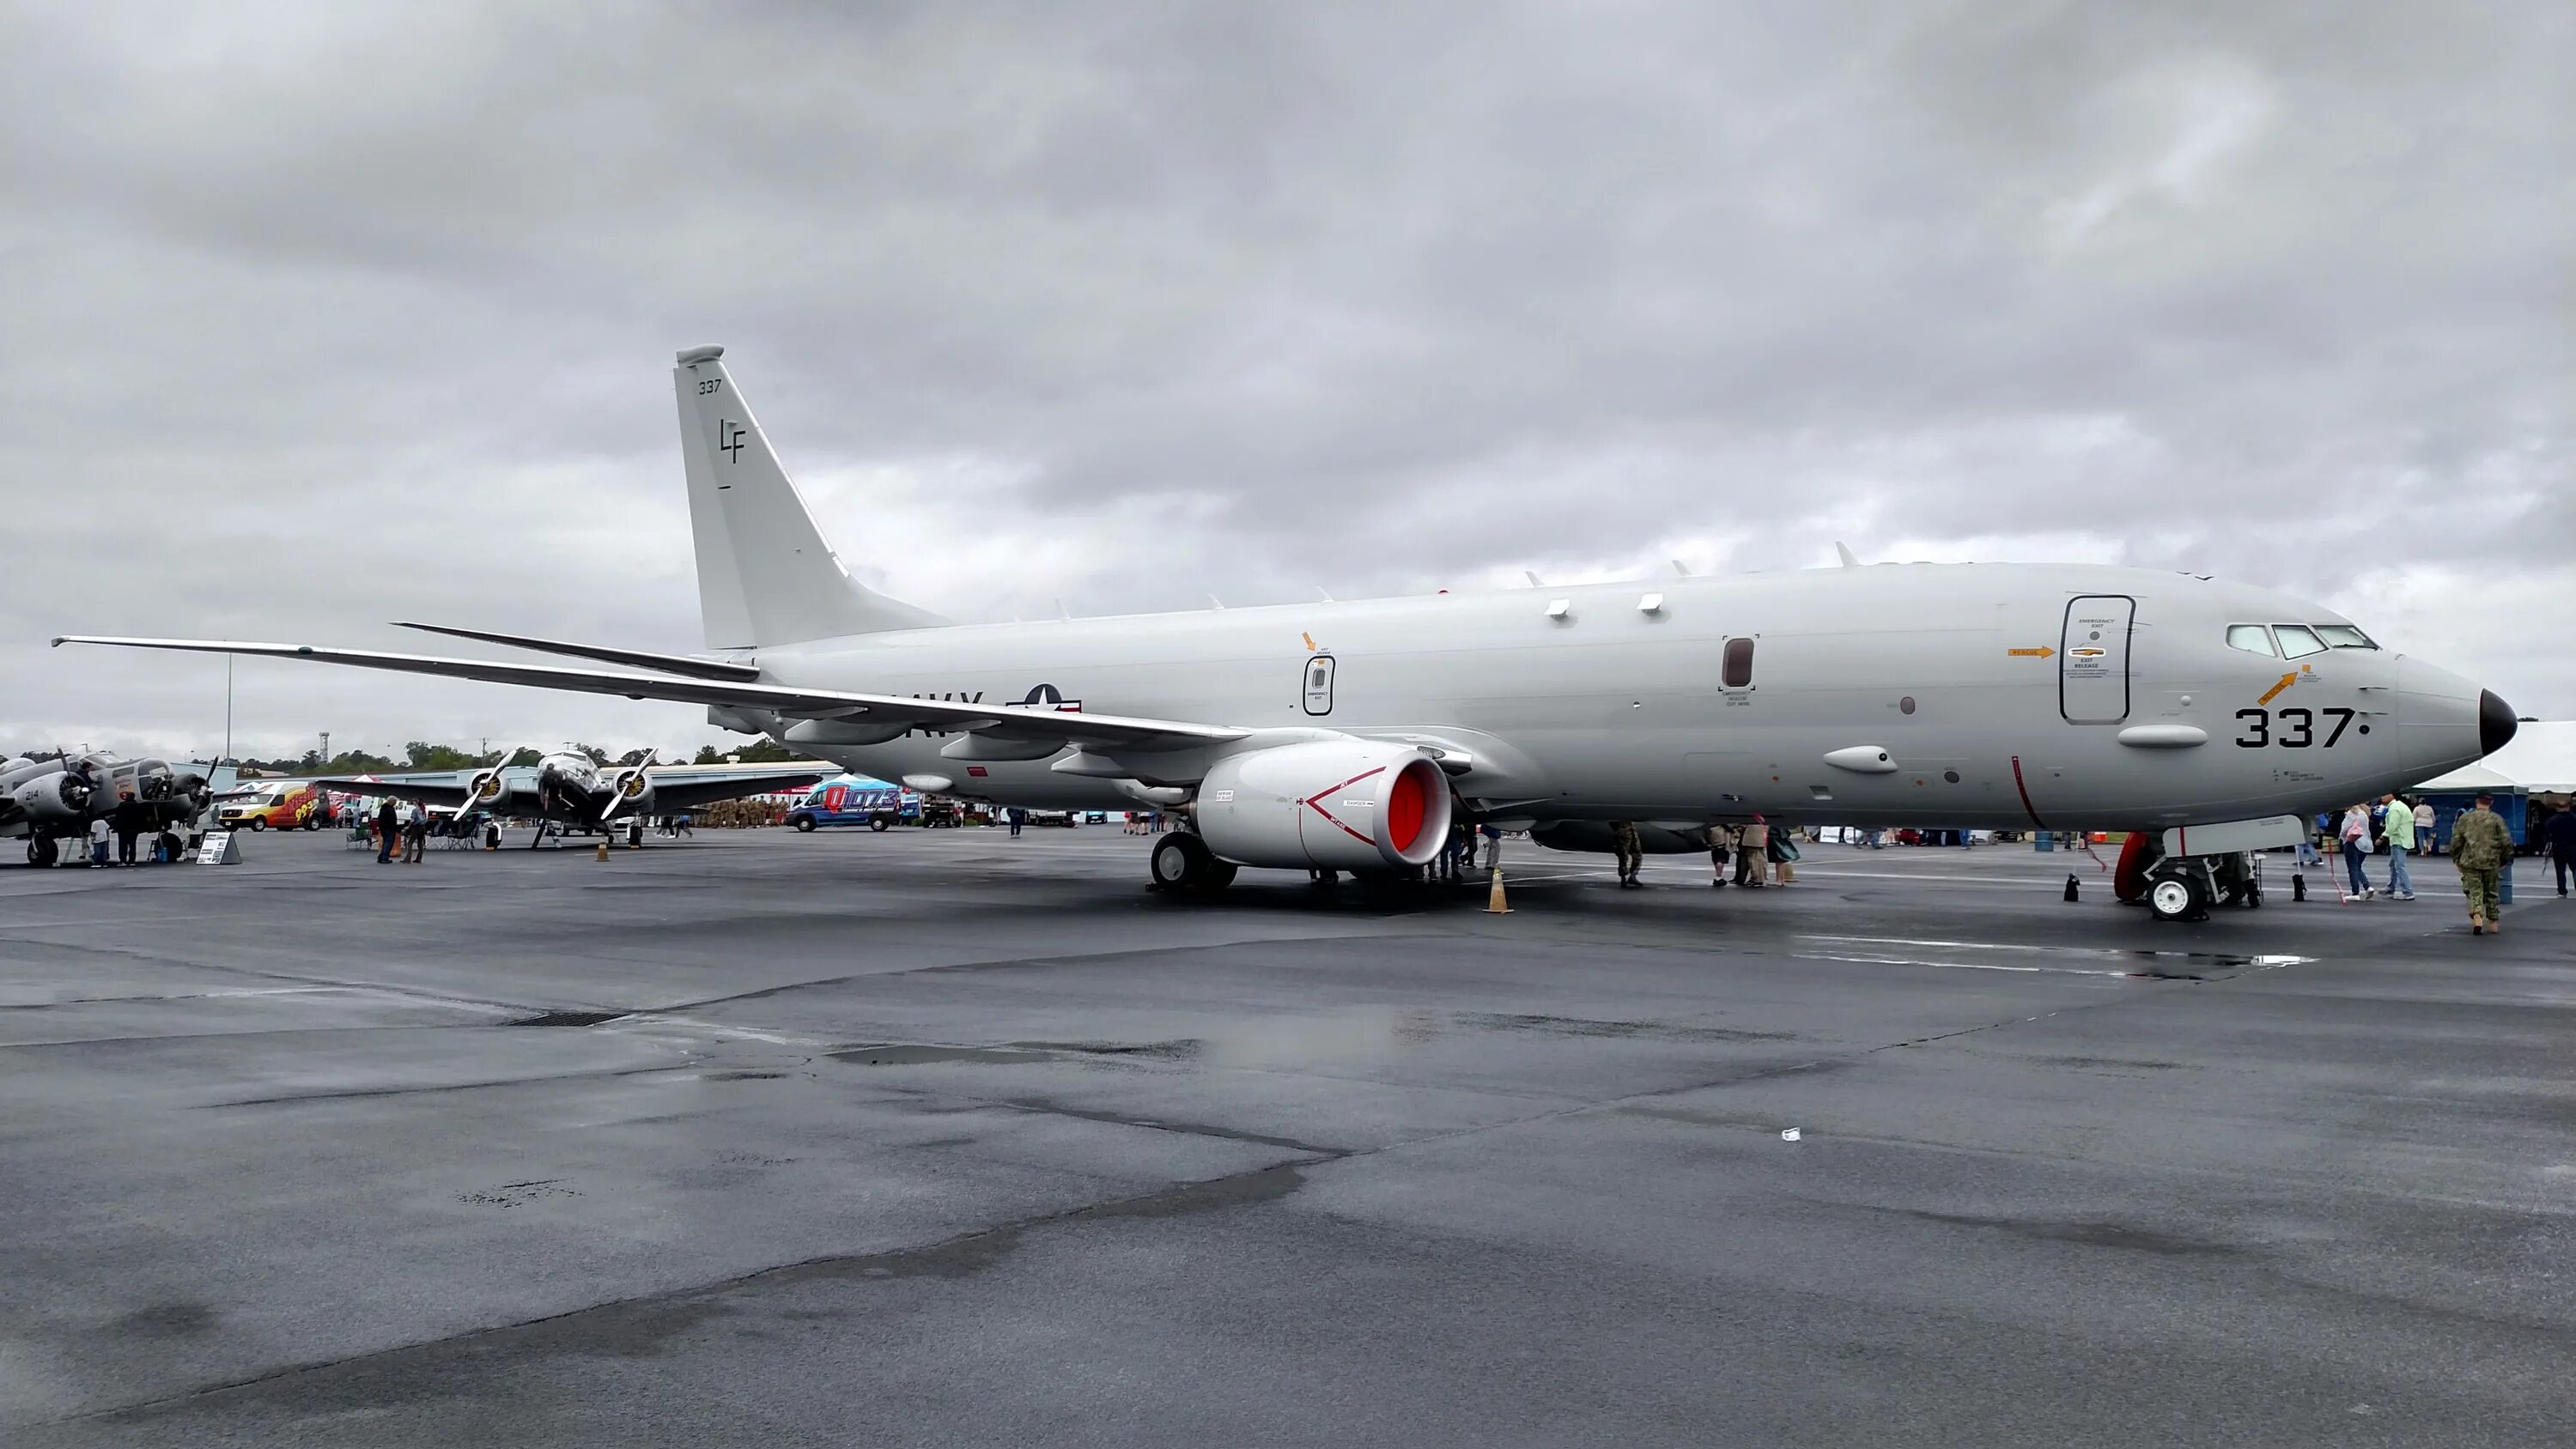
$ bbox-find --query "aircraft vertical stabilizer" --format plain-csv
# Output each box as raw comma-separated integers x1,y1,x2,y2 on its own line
673,346,947,650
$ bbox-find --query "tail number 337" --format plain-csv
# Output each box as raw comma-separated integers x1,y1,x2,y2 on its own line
2234,706,2358,748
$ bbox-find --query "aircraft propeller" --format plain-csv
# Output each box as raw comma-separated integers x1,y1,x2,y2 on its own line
599,750,656,822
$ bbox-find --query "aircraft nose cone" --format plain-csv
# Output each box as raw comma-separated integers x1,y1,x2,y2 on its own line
2479,690,2518,757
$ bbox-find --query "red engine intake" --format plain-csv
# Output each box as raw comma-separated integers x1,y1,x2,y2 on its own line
1194,741,1453,871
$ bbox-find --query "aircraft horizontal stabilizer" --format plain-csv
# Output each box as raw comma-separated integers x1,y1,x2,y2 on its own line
53,636,1249,751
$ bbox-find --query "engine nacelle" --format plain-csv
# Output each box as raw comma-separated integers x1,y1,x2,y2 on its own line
10,770,92,825
130,759,176,803
606,767,654,815
1194,741,1452,870
458,767,509,812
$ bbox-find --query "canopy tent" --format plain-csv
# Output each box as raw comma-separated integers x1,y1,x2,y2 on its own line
2415,720,2576,795
2412,720,2572,852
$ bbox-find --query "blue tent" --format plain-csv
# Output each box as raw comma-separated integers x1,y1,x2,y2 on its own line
2412,763,2528,852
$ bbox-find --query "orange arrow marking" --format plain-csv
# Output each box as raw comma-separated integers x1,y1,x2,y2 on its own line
2257,672,2298,705
2008,646,2055,658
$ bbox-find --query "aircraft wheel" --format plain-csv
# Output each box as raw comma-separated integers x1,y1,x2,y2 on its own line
1150,834,1197,889
1200,858,1237,889
28,836,58,867
2147,876,2205,924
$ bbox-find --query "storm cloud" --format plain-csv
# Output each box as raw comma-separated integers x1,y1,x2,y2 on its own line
5,0,2568,760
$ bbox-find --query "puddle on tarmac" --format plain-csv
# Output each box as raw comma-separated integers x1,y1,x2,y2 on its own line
509,1010,630,1028
829,1044,1058,1066
1795,936,2311,979
830,1039,1203,1067
1006,1039,1204,1060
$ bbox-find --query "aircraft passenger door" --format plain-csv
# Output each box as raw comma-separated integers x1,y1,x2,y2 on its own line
1303,654,1335,716
2059,596,2134,724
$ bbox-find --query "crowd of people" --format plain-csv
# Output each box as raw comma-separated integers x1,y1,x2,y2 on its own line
2287,789,2541,935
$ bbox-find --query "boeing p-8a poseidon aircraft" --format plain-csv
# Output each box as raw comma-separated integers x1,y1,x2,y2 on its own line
58,347,2517,919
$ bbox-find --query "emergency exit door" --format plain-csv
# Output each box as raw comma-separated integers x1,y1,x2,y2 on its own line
2060,596,2133,724
1303,654,1335,715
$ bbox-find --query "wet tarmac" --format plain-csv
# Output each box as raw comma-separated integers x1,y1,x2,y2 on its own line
4,828,2572,1446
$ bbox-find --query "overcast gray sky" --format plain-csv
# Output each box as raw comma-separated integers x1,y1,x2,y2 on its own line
6,1,2569,762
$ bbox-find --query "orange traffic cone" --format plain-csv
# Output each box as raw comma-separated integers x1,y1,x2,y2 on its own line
594,840,609,862
1485,866,1511,914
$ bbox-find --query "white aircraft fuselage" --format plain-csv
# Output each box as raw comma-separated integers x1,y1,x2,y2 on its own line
762,561,2494,832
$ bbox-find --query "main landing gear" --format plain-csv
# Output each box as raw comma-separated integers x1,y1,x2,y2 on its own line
1149,831,1236,894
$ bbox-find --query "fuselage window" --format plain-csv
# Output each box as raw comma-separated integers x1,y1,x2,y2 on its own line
2226,624,2278,657
1722,636,1755,689
2314,624,2377,650
2272,624,2327,659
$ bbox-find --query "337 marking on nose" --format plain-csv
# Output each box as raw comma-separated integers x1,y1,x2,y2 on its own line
2234,706,2357,749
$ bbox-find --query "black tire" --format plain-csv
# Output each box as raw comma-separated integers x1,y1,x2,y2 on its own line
792,815,816,833
868,815,890,833
1151,834,1196,889
246,817,264,832
2147,875,2206,923
303,816,319,831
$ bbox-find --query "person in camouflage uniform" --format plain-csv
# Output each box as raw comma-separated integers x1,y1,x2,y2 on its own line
1610,821,1643,888
2446,791,2515,936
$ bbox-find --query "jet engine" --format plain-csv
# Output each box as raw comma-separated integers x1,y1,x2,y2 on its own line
9,770,93,825
1194,741,1451,870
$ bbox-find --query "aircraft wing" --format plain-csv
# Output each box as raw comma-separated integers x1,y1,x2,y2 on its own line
53,637,1249,751
644,771,827,815
314,778,475,809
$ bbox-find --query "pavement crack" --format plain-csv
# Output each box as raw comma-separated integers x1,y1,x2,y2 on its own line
994,1095,1345,1155
202,1063,695,1108
42,1159,1319,1428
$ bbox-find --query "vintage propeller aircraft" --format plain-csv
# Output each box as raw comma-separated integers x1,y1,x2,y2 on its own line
4,752,217,864
58,347,2517,919
319,749,823,846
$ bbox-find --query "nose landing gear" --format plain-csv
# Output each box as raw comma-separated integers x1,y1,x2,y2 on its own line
2143,852,2262,922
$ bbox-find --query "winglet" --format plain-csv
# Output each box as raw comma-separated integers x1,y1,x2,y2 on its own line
1524,570,1546,587
1669,560,1691,577
1835,542,1862,568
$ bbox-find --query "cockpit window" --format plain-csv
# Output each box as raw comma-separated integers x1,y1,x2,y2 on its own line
2315,624,2376,650
2226,624,2278,657
2272,624,2327,659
